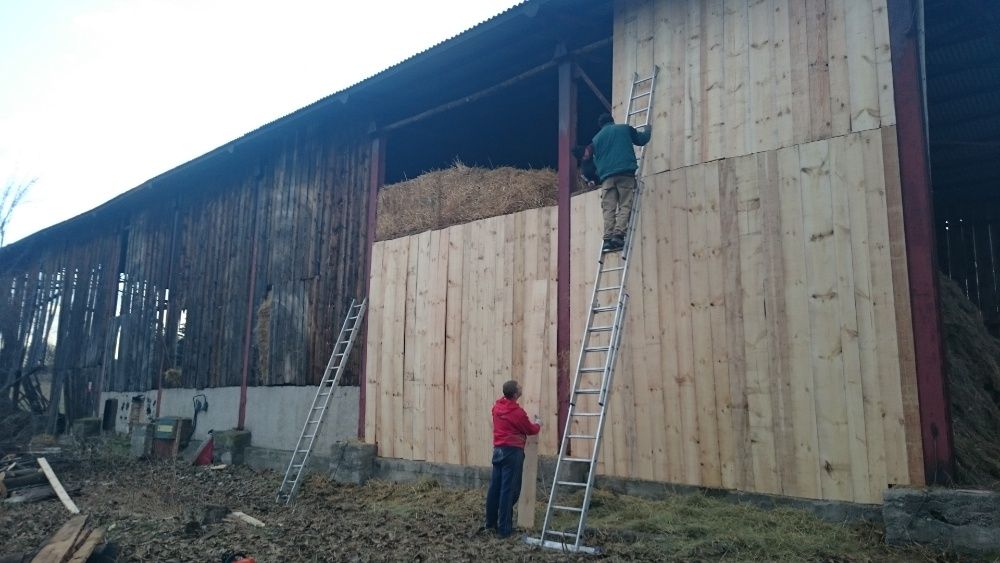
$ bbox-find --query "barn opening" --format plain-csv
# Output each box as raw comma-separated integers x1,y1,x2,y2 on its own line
924,0,1000,487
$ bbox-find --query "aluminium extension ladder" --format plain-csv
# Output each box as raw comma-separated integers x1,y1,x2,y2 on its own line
276,298,367,505
527,68,659,554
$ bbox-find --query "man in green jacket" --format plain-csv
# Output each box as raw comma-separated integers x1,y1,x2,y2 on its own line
591,113,652,252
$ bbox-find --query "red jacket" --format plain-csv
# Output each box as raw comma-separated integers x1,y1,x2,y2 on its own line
492,397,541,448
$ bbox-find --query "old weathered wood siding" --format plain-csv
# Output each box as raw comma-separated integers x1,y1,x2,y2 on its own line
365,207,559,466
0,121,371,419
590,0,923,503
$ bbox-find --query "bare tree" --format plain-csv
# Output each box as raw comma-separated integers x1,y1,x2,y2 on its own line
0,178,35,247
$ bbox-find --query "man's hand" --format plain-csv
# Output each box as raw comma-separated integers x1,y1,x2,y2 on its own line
533,415,543,426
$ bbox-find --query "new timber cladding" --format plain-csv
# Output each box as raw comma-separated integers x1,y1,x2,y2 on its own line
366,0,923,505
596,0,922,503
0,122,371,406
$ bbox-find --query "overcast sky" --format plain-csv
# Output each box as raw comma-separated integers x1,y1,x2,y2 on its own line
0,0,521,245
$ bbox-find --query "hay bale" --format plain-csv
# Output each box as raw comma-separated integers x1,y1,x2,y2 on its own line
376,161,558,241
940,275,1000,488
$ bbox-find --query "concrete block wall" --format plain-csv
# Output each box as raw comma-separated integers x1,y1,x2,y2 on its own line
100,385,358,452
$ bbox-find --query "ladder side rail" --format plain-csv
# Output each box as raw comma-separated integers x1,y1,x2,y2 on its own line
287,299,368,501
622,66,658,262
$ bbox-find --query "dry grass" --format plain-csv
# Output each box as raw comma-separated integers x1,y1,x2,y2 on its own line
376,161,558,241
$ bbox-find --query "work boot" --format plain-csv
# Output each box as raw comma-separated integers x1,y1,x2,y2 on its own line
611,234,625,249
601,237,616,253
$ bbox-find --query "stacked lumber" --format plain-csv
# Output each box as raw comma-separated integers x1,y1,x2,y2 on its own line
1,455,79,512
0,515,106,563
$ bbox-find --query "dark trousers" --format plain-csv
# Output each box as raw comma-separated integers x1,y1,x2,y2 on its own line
484,445,525,537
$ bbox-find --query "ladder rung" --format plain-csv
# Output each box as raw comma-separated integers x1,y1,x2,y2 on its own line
636,75,655,84
575,389,601,395
579,367,604,373
292,464,303,469
296,449,309,453
584,346,610,352
630,92,651,100
572,412,601,417
557,480,588,487
596,286,621,292
568,434,596,440
543,530,577,538
563,457,595,464
592,306,617,313
628,108,648,116
601,266,625,273
304,434,316,439
554,505,584,513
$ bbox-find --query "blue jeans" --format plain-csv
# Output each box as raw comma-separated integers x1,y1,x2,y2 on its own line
484,446,525,537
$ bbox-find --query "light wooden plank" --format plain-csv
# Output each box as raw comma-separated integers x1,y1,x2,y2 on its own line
31,514,88,563
787,0,812,145
871,0,895,126
649,0,677,174
66,527,106,563
776,144,822,498
425,229,447,463
444,224,465,466
724,0,751,158
827,0,852,136
805,0,832,140
759,148,794,495
719,157,751,490
881,126,922,485
38,457,80,514
845,0,881,132
611,0,634,122
703,0,727,163
516,280,548,530
364,242,385,446
398,236,419,459
829,133,874,502
735,154,780,494
749,0,776,153
799,139,853,501
771,0,795,149
410,231,432,461
687,164,723,487
861,129,909,486
630,174,658,481
684,0,703,166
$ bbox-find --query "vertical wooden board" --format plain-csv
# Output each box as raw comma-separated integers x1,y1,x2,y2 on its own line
702,0,727,163
735,153,780,494
860,129,909,485
626,187,654,480
379,239,405,459
544,208,559,456
871,0,895,126
723,0,750,159
612,0,634,122
365,242,386,445
771,0,795,150
881,126,923,485
683,0,703,167
668,167,701,485
799,139,852,501
829,134,873,502
845,0,880,132
776,145,822,498
826,0,852,136
444,224,465,466
687,164,723,487
511,211,527,384
398,236,419,460
758,149,794,495
425,229,448,463
719,158,751,490
516,280,548,529
805,0,832,141
749,0,776,153
410,231,432,462
649,0,679,174
787,0,812,145
669,0,690,169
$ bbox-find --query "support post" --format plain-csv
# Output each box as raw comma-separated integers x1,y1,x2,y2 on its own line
557,60,577,441
358,134,386,439
237,182,261,431
888,0,955,484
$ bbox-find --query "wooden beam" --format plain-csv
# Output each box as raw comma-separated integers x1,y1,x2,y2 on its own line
37,457,80,514
556,59,577,445
359,134,386,439
888,0,955,484
575,63,612,114
237,182,261,430
381,38,610,133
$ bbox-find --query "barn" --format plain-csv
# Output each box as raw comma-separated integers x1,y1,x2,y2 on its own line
2,0,997,509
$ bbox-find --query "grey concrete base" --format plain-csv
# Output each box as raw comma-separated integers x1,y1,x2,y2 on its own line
596,475,881,523
884,487,1000,556
129,424,154,459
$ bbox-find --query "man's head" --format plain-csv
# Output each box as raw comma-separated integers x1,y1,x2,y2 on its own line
502,380,522,400
598,113,614,128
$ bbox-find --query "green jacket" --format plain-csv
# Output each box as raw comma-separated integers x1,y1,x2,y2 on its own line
591,123,652,181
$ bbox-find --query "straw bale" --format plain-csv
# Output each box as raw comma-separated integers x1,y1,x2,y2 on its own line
376,162,558,241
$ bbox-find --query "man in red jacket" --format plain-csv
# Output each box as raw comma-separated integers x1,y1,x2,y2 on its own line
483,380,541,538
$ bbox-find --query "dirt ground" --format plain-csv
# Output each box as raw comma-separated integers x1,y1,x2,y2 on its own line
0,440,969,563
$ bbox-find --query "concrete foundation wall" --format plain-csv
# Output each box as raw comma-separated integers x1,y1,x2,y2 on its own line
100,385,358,452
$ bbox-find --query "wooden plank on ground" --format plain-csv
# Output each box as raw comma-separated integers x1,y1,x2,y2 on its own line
31,514,87,563
37,458,79,514
516,280,548,530
66,527,106,563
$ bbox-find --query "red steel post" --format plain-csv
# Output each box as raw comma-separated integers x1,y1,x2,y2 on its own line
557,60,577,441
